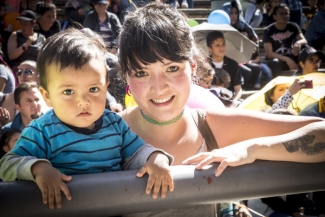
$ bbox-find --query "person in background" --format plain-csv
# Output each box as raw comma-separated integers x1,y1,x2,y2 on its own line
302,0,318,33
1,60,41,123
1,82,43,135
0,129,20,159
263,3,307,76
6,10,45,73
197,60,214,89
299,95,325,118
262,79,305,113
83,0,122,54
65,0,88,25
283,0,302,27
305,0,325,51
207,30,243,103
0,56,15,107
295,45,325,75
244,0,265,28
262,0,281,26
35,1,61,39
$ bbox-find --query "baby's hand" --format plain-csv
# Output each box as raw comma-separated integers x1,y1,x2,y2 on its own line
136,152,174,199
31,162,72,209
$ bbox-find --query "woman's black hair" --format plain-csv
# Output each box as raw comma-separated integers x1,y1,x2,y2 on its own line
118,2,199,77
272,3,289,16
36,2,56,16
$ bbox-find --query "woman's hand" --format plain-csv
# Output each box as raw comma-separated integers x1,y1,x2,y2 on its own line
288,78,304,96
136,152,174,199
182,142,256,177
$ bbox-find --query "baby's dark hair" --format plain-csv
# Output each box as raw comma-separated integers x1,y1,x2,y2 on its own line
36,1,56,15
37,28,108,91
212,68,231,88
118,2,199,77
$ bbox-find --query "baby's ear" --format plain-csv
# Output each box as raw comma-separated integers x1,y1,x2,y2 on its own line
39,87,52,107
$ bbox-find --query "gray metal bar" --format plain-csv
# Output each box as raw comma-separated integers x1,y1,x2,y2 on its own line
1,160,325,217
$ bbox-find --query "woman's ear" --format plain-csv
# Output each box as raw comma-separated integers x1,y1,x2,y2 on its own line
3,145,10,153
299,61,304,69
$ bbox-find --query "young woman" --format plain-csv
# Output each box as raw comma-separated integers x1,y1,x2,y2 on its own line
118,2,325,216
296,46,325,76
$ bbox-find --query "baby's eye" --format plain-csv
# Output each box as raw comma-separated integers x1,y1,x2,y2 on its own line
63,89,74,95
135,71,147,77
89,87,99,93
167,66,179,72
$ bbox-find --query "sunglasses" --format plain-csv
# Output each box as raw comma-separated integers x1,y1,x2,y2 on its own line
16,69,36,77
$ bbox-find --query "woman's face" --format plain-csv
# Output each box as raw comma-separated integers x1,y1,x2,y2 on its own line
230,7,238,25
127,58,194,122
19,20,34,35
272,83,289,103
300,54,320,75
41,9,56,26
17,62,38,84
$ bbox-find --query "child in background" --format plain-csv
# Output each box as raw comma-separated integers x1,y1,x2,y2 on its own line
263,0,281,26
0,28,174,209
0,129,20,158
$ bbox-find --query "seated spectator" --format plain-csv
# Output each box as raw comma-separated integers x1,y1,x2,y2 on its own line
227,1,261,89
263,3,307,76
207,30,243,101
262,0,281,26
2,60,40,123
305,0,325,51
210,68,237,107
0,129,20,159
295,45,325,75
299,95,325,118
244,0,265,28
302,0,318,32
34,2,61,39
0,56,15,107
250,49,273,89
83,0,122,54
283,0,302,27
6,10,45,73
65,0,89,25
262,78,304,113
1,82,43,134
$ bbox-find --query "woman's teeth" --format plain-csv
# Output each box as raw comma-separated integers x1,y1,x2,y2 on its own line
151,96,172,104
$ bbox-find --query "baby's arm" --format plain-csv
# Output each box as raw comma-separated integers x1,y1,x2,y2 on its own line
121,144,174,199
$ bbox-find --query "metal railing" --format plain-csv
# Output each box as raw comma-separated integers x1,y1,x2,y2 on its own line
1,160,325,217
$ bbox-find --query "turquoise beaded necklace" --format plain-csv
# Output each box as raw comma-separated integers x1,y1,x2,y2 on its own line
140,109,184,126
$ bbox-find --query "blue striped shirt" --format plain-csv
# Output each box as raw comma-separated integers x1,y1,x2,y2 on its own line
12,109,145,175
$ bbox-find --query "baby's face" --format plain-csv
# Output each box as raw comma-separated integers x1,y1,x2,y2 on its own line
40,58,108,130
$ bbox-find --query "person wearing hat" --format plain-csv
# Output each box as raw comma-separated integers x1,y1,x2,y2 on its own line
295,45,325,76
83,0,122,54
6,10,45,77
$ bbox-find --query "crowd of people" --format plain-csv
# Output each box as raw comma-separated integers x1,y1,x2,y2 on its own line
0,0,324,217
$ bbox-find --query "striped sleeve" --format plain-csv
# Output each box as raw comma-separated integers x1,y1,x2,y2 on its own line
11,121,51,159
115,115,145,160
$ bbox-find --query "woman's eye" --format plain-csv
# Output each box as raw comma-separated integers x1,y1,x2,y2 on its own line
135,71,147,77
63,89,74,95
89,87,99,93
167,66,179,72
